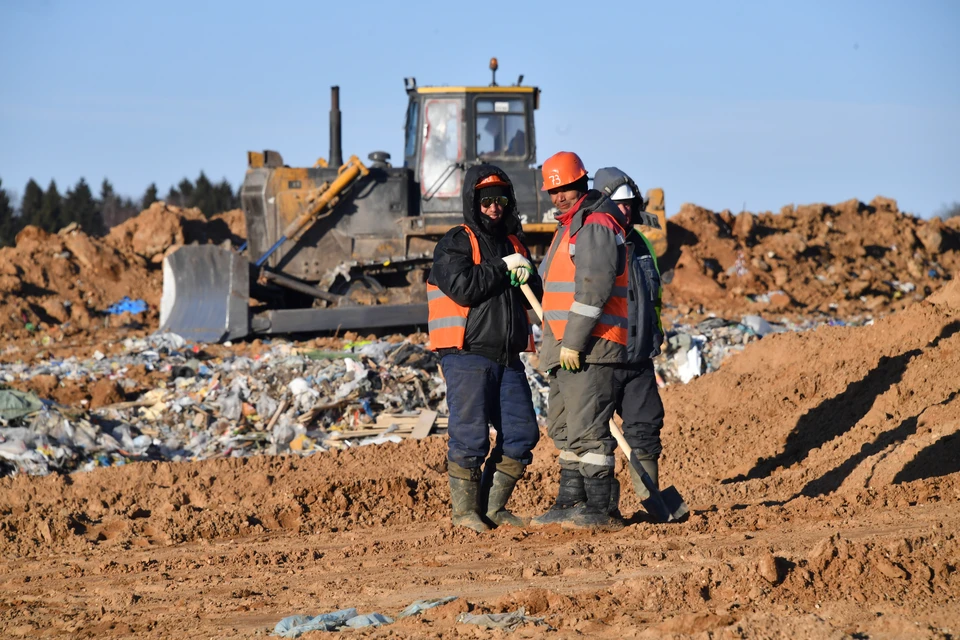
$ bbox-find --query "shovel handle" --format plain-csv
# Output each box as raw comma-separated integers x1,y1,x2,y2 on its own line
519,283,543,323
608,418,632,455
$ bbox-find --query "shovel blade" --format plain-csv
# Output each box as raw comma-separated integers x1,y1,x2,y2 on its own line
159,245,251,343
660,486,689,521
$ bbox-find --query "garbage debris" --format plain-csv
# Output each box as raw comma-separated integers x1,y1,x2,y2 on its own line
105,297,148,315
0,390,43,421
273,596,457,636
457,607,554,632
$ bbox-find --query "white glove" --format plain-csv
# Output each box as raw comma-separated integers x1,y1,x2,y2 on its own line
503,253,532,271
511,266,531,285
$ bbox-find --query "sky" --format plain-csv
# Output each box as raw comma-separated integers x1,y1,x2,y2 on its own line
1,0,958,218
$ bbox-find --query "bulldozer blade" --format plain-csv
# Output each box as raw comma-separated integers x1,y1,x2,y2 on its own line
159,245,251,343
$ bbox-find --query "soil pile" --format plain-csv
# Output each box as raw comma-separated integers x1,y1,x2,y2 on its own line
663,196,960,318
0,203,246,343
106,202,244,262
0,225,160,339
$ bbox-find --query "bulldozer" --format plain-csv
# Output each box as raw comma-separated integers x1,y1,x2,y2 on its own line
160,60,668,343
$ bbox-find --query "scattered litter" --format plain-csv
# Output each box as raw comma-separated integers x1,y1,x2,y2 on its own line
458,607,554,632
0,390,43,421
105,297,148,315
273,596,457,636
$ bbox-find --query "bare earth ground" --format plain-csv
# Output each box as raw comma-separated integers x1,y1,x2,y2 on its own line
1,200,959,638
1,280,959,638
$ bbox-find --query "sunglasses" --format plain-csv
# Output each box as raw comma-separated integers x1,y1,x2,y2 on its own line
480,195,510,208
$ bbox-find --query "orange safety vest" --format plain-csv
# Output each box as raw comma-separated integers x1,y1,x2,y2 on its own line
428,225,535,352
542,213,629,345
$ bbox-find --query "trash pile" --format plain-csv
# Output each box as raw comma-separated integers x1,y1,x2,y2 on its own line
0,307,859,477
0,334,448,477
274,597,458,637
663,196,960,319
655,312,873,385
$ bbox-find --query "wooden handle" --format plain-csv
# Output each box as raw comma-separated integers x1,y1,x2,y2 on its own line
519,283,544,323
608,418,632,456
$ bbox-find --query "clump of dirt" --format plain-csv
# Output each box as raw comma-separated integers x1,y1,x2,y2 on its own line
663,196,960,318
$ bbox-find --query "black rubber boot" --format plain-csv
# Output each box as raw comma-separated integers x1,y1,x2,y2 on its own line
566,476,626,532
531,467,586,526
448,462,491,533
609,478,625,521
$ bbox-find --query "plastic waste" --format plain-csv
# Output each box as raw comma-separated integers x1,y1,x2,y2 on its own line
273,608,358,637
457,607,553,632
105,297,148,315
0,390,44,421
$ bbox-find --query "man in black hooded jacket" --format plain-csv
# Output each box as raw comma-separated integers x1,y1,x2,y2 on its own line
427,164,543,533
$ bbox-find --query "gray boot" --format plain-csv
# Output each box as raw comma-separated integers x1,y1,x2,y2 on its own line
485,457,528,527
565,476,626,532
448,462,491,533
530,467,586,526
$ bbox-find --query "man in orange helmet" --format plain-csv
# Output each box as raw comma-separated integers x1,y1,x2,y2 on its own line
532,151,630,532
427,164,543,533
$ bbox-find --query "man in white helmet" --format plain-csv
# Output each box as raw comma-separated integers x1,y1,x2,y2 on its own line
593,167,667,523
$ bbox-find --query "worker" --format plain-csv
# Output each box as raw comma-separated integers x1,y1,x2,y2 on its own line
427,164,543,533
593,167,666,521
532,151,630,532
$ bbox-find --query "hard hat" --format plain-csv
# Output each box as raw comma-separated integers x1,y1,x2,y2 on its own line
541,152,588,191
475,174,509,189
610,184,636,201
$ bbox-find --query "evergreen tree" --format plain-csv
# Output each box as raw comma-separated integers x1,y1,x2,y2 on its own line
215,178,239,212
142,183,159,209
38,180,64,232
165,185,181,206
191,171,218,217
0,178,16,247
177,178,195,208
20,179,44,229
63,177,103,235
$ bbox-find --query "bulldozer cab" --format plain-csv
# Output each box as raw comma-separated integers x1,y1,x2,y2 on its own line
401,80,554,230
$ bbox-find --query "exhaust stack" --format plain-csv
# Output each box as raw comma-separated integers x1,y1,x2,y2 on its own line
329,86,343,167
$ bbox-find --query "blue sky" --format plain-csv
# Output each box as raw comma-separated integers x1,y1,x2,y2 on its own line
1,0,958,218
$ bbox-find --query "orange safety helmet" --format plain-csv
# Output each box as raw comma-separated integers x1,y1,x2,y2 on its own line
475,174,510,189
541,151,588,191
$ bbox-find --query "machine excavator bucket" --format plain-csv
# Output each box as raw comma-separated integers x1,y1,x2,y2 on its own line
159,245,250,344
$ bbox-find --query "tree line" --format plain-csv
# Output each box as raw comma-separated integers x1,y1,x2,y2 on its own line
0,173,239,248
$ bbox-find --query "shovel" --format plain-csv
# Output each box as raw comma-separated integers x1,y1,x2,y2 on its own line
519,283,689,523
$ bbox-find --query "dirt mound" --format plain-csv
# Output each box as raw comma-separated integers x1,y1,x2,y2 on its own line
0,225,160,340
663,196,960,318
106,202,244,263
663,271,960,508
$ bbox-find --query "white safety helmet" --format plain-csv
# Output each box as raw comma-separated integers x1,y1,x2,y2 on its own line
610,183,636,201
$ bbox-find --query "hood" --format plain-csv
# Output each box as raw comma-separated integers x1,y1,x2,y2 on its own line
593,166,641,201
565,189,629,237
461,163,523,238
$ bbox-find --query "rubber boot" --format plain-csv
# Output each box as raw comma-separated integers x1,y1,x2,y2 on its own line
485,469,528,527
565,476,626,532
448,462,491,533
530,467,586,526
608,477,625,523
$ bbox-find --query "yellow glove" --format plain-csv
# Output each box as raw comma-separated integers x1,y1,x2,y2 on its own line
559,346,581,372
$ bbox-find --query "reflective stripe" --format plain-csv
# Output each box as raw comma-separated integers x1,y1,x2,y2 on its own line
568,244,576,256
569,301,602,319
427,289,447,301
580,452,615,468
544,310,568,322
615,234,625,245
599,313,628,329
427,316,467,330
544,282,575,293
559,450,580,462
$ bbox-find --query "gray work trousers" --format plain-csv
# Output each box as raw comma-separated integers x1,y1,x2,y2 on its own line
546,363,617,479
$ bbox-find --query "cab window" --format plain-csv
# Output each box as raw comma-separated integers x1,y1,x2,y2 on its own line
476,98,527,158
404,99,419,163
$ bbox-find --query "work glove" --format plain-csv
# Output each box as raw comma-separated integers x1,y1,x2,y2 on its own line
509,266,532,287
559,346,581,372
503,253,532,271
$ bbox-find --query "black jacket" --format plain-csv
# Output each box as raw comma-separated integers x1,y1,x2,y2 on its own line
427,164,543,364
